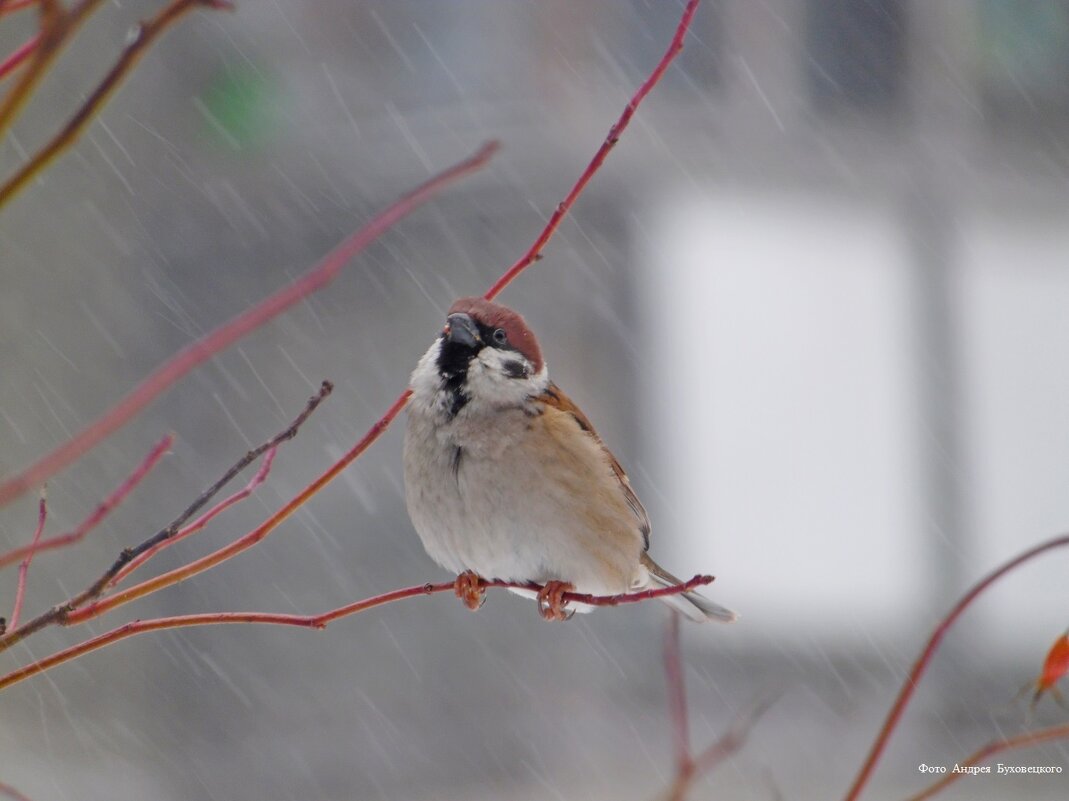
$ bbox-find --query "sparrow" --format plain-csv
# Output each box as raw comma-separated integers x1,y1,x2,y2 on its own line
403,296,736,623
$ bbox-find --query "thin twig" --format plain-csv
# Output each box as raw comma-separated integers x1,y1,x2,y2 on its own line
0,576,716,693
0,0,118,141
663,695,776,801
0,0,40,16
0,34,39,81
665,611,692,775
0,434,173,570
483,0,700,302
904,723,1069,801
842,534,1069,801
60,384,402,626
0,0,234,210
8,489,47,631
660,604,774,801
0,141,498,509
0,0,69,139
109,446,279,586
0,382,332,652
692,694,778,775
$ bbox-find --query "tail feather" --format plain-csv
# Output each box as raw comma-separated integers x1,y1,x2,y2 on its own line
641,553,738,624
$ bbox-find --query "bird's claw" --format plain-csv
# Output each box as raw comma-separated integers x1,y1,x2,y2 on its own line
454,570,485,611
536,581,575,621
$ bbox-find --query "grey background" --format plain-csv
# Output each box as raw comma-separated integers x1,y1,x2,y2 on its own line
1,1,1069,799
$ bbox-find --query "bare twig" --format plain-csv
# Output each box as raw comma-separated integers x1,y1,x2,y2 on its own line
0,0,40,16
0,34,39,81
0,382,332,652
0,0,70,139
691,695,778,776
660,609,774,801
843,534,1069,801
665,612,692,775
0,0,234,210
663,699,775,801
7,489,47,631
904,723,1069,801
0,141,498,508
109,446,279,586
483,0,700,301
660,609,775,801
60,386,406,626
0,576,716,693
0,435,172,570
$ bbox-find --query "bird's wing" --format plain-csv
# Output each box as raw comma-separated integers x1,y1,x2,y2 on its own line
535,382,652,550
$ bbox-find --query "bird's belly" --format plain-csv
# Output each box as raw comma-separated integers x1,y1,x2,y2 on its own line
403,413,641,596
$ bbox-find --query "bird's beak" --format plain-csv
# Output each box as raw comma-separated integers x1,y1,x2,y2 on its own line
445,313,480,348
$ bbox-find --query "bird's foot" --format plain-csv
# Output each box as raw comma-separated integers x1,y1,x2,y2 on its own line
536,581,575,621
453,570,485,611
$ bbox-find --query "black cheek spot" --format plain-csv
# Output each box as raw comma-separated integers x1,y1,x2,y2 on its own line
502,360,528,379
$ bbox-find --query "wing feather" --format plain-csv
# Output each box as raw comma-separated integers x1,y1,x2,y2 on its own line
536,382,652,550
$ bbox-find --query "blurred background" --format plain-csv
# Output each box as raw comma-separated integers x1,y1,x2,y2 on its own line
1,0,1068,798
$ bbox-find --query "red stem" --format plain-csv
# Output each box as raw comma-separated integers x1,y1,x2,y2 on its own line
842,534,1069,801
0,34,38,81
664,612,693,774
0,434,172,569
483,0,700,301
0,0,40,14
109,446,278,586
0,575,714,691
9,491,47,630
0,141,498,509
63,391,416,623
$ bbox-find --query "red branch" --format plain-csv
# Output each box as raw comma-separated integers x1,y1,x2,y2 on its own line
0,434,172,569
63,391,414,624
842,534,1069,801
665,612,692,775
8,490,47,630
661,611,774,801
483,0,699,301
0,141,498,509
0,576,714,692
0,34,37,81
0,0,39,15
109,446,277,586
905,723,1069,801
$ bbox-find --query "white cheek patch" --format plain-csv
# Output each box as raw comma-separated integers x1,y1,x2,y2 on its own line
410,339,444,400
410,335,550,419
466,349,548,409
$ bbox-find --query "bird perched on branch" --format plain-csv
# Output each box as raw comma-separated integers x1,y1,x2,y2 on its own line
403,297,736,623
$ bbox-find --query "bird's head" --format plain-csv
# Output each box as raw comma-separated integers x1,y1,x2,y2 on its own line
410,297,548,418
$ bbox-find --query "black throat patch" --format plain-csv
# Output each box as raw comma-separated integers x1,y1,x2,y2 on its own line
436,336,478,418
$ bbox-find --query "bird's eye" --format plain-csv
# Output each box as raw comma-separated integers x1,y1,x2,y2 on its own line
492,328,508,345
